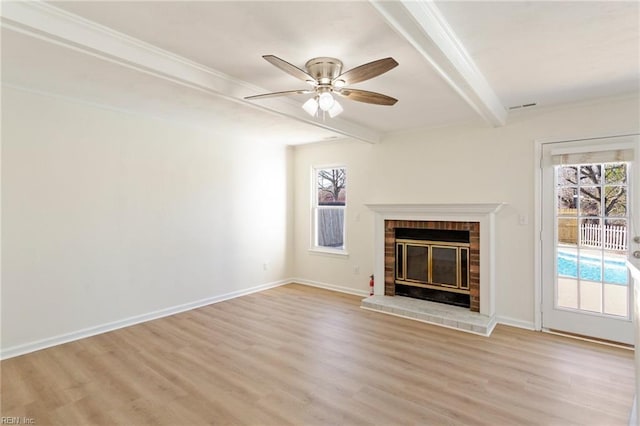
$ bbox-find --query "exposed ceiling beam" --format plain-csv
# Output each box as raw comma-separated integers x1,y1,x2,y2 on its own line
370,0,507,127
1,1,381,143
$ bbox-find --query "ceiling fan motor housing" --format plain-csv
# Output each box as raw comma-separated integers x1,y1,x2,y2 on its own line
305,57,343,85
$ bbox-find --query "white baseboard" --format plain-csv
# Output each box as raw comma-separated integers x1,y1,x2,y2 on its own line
0,279,289,360
495,315,536,330
1,278,536,360
290,278,370,297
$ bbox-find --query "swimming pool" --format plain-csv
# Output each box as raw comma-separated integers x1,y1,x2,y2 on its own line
558,251,628,285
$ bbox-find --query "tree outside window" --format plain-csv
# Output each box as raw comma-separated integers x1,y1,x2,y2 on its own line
556,163,628,251
557,163,627,218
314,167,346,250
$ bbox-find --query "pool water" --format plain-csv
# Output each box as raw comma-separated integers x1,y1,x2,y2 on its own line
558,251,628,285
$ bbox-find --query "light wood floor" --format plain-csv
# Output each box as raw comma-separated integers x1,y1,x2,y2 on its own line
1,284,635,425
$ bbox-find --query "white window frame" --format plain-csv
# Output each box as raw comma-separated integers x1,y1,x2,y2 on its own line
310,165,348,256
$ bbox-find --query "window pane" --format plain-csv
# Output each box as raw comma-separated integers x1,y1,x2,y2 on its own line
579,164,601,185
579,279,602,313
557,249,578,279
557,276,578,309
604,186,627,217
603,254,628,285
580,218,601,249
604,218,627,252
317,208,344,248
578,250,602,283
605,163,626,184
557,187,578,213
579,186,601,216
557,165,578,186
558,217,578,245
604,281,629,317
317,168,346,206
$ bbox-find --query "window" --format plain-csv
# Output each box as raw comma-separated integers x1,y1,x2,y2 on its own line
555,161,629,316
313,167,346,252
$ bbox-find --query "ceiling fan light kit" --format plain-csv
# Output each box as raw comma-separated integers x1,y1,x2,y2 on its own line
328,100,344,118
318,92,335,111
245,55,398,119
301,93,344,118
302,97,318,116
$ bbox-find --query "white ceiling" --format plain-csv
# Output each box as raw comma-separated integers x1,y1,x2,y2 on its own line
2,1,638,145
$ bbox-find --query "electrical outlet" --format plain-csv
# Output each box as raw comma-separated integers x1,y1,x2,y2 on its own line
263,262,269,271
354,265,360,274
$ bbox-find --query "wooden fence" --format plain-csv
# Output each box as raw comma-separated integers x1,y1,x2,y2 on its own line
317,209,344,247
581,223,628,251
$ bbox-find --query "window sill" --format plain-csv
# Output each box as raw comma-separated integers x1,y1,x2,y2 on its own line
308,247,350,258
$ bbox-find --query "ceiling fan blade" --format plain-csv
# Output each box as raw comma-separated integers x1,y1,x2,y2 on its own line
245,89,314,100
263,55,316,85
336,89,398,106
335,57,398,85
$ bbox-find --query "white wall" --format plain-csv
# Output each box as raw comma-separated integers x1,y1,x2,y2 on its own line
292,95,640,326
3,86,638,356
1,87,291,355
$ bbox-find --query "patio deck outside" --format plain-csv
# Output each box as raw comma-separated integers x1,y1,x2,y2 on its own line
557,245,629,317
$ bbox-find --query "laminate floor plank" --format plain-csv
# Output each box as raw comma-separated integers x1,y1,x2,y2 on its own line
1,284,634,425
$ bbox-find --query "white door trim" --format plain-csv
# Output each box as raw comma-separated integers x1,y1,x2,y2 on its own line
533,131,640,333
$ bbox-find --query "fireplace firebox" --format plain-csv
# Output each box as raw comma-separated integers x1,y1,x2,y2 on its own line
394,228,471,308
384,220,480,312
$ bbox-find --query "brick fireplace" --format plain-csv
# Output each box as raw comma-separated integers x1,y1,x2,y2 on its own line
366,203,504,319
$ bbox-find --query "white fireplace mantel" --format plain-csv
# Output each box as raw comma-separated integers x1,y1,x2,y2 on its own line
365,202,506,318
365,203,505,216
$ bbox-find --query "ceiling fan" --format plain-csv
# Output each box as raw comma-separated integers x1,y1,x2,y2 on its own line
245,55,399,118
